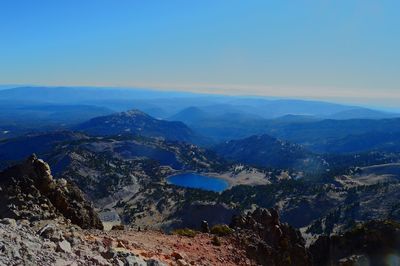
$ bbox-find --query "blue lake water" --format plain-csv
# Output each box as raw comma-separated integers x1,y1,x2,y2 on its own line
167,173,229,192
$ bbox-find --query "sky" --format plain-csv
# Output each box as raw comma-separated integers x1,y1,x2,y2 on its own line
0,0,399,108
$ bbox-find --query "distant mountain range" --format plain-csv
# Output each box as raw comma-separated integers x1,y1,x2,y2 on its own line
0,86,398,123
168,106,400,152
169,104,399,123
1,86,400,155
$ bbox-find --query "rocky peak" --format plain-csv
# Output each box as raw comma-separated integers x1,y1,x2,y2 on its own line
121,109,150,117
0,155,103,229
231,208,312,266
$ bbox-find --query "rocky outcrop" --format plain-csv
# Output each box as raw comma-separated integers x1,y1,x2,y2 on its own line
231,208,312,266
309,220,400,266
0,154,103,229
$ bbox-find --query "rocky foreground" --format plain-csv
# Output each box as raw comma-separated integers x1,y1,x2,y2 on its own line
0,217,250,265
1,156,400,265
0,209,314,266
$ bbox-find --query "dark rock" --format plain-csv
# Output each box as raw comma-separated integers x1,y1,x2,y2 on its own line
171,251,184,260
101,247,117,259
309,220,400,266
146,259,167,266
211,235,221,246
111,224,125,230
231,208,311,266
0,155,103,229
200,220,210,233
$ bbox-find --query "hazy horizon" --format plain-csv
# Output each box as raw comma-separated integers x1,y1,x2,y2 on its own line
1,83,400,113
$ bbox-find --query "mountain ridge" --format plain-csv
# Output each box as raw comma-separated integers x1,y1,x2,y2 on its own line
75,109,209,145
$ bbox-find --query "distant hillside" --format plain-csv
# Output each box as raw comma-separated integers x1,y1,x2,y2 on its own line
0,131,86,166
0,125,33,140
168,106,210,124
75,109,206,144
213,134,318,169
240,99,355,118
327,107,399,120
315,131,400,154
0,103,114,127
270,114,320,123
264,118,400,153
168,106,266,126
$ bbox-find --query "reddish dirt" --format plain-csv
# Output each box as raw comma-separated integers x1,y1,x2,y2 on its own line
85,229,254,265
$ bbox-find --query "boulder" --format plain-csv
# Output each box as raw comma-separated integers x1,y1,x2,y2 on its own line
0,218,17,228
90,255,112,266
125,254,147,266
56,240,72,253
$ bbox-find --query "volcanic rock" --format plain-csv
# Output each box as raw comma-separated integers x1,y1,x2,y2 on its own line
231,208,312,266
0,155,103,229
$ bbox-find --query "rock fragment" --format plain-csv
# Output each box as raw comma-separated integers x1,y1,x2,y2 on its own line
56,240,72,253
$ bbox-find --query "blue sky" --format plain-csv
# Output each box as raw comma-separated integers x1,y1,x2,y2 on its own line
0,0,399,107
